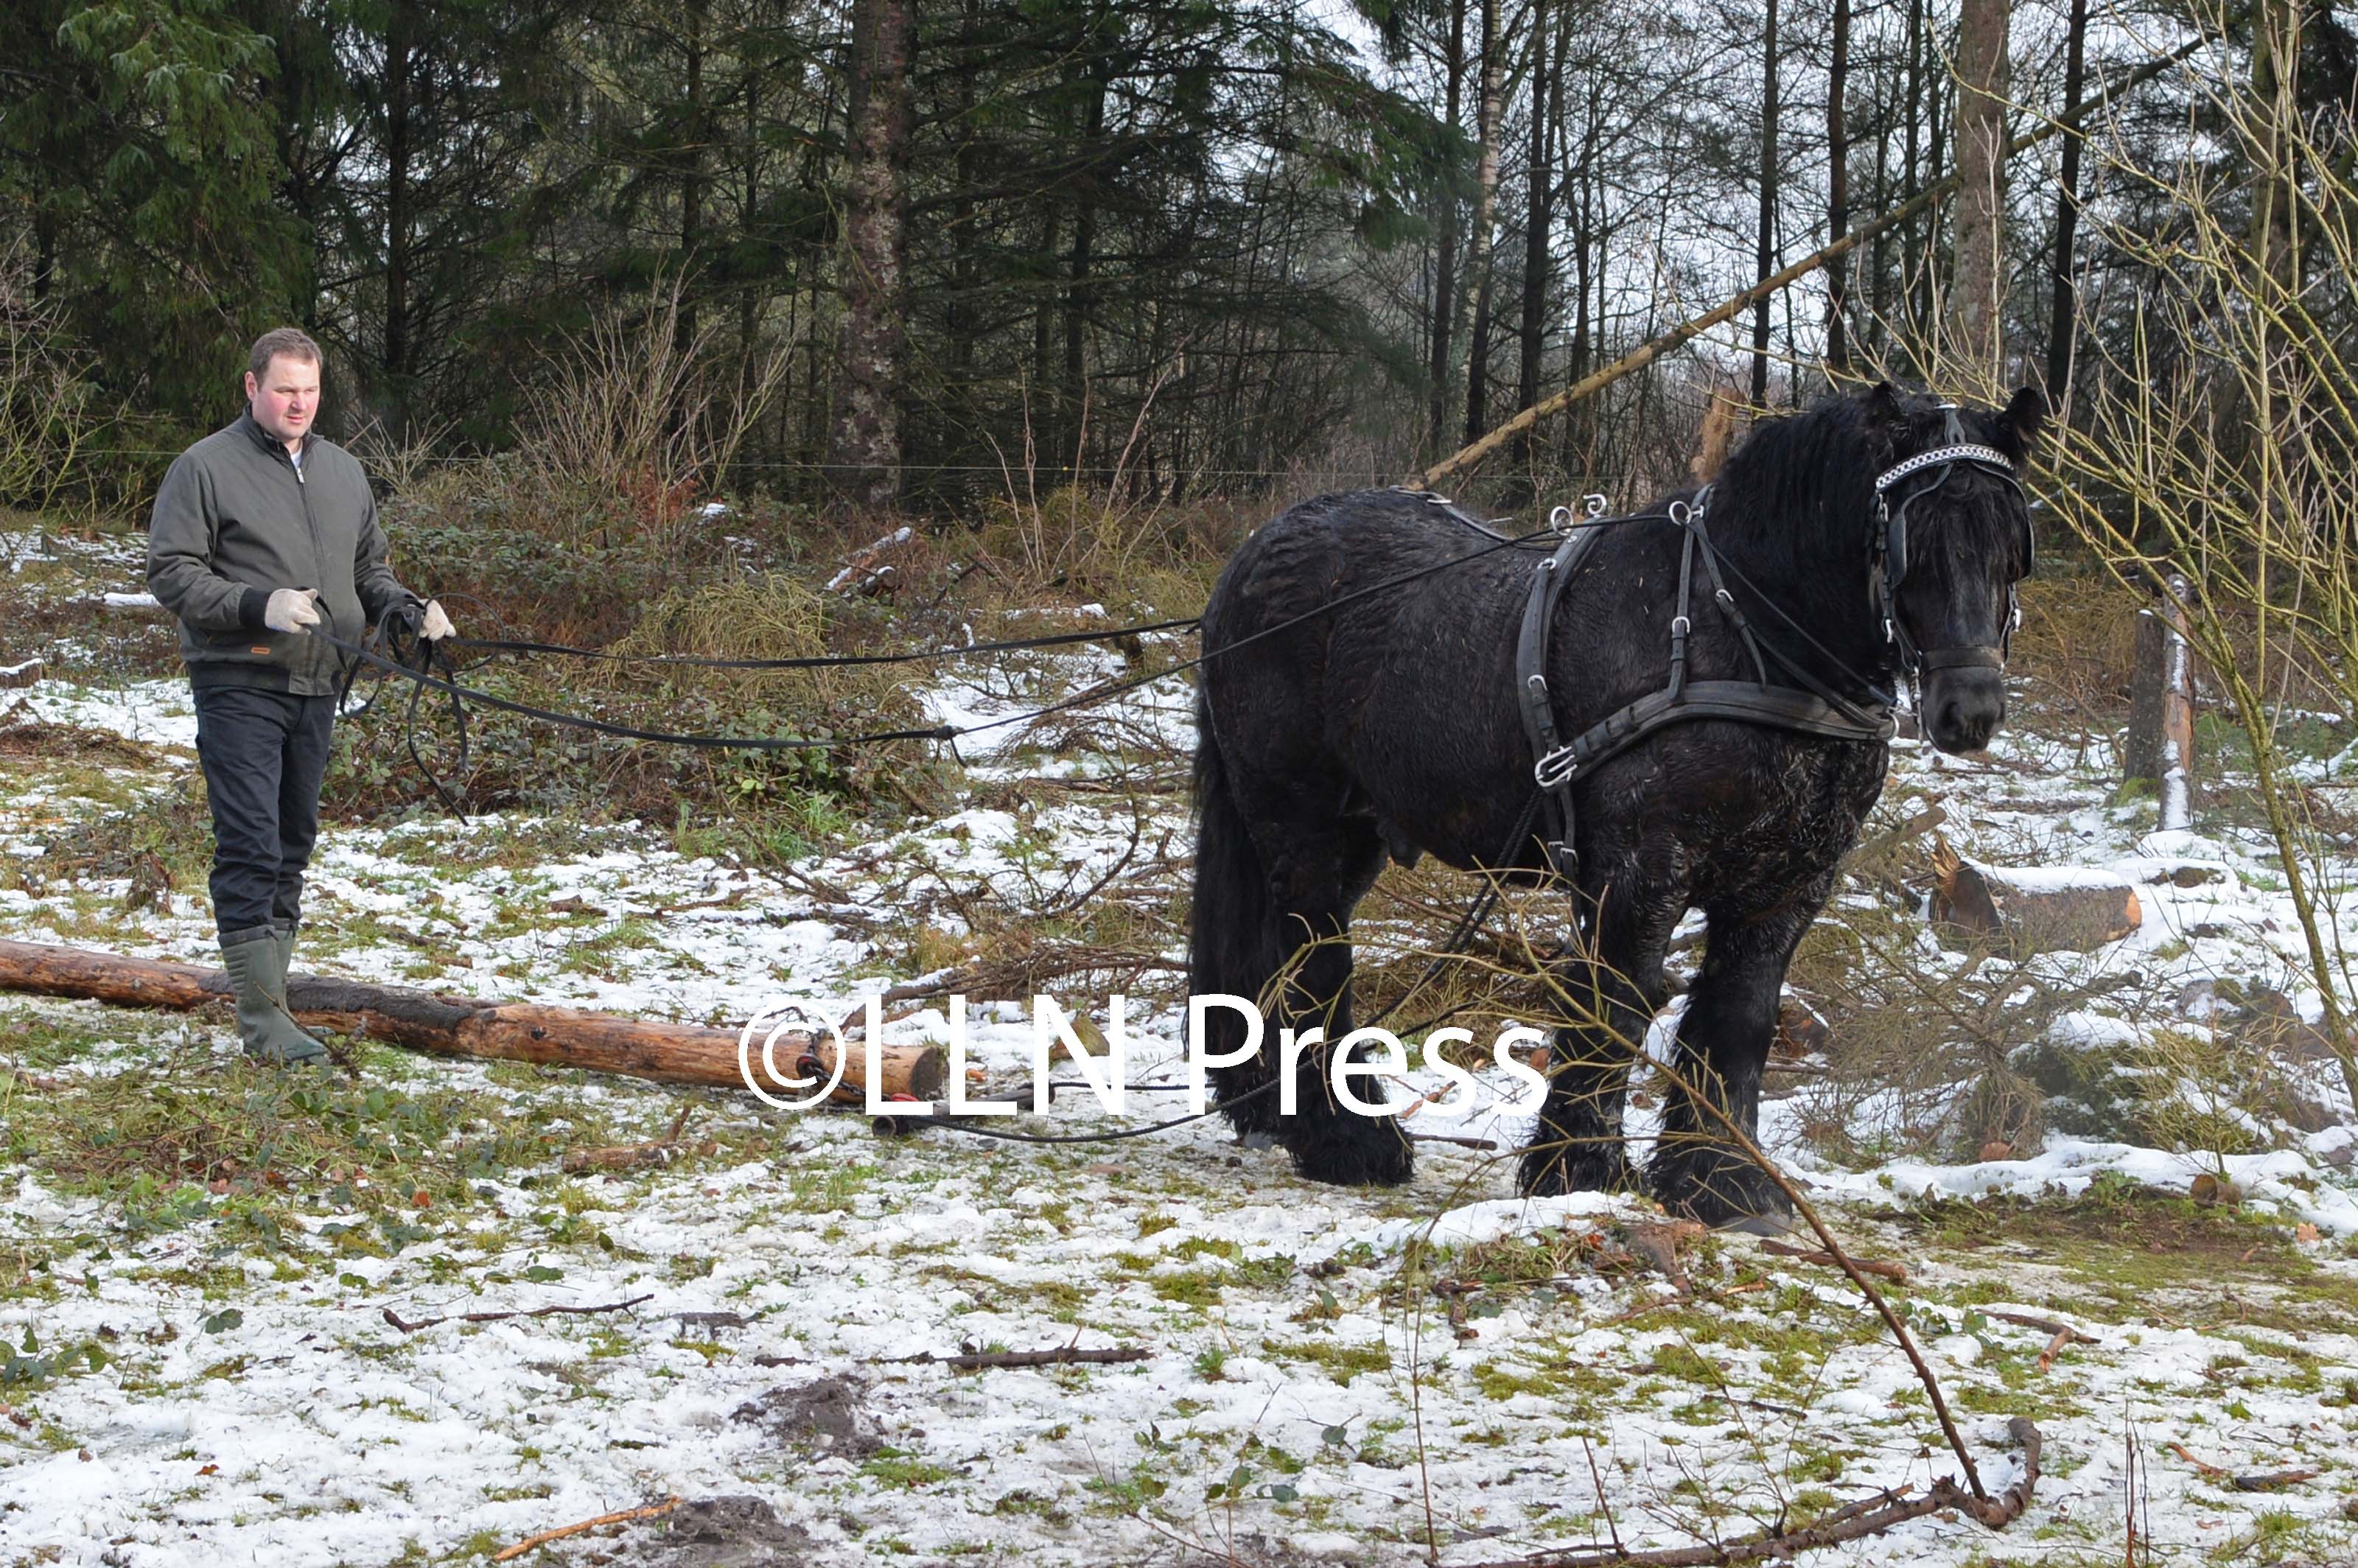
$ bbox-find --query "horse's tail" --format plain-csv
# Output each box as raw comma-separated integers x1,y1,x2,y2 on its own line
1187,690,1281,1121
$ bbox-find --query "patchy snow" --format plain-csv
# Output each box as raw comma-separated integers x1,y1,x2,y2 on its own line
1,587,2354,1567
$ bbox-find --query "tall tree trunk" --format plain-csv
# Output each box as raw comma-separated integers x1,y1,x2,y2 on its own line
2042,0,2088,405
384,0,415,430
1825,0,1851,374
1947,0,2012,383
678,0,707,360
1516,0,1562,431
827,0,914,510
1752,0,1780,406
1902,0,1924,350
1065,72,1107,480
1460,0,1502,444
1428,0,1467,456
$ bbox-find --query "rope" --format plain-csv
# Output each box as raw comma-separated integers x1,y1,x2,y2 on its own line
449,615,1201,670
309,524,1578,769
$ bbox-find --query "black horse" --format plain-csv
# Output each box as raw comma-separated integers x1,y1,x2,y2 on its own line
1187,382,2043,1228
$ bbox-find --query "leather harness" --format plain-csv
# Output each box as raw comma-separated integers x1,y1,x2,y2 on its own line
1498,410,2028,880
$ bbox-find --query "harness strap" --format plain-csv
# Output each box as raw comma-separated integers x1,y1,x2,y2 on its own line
1514,483,1897,881
1514,519,1611,876
1536,682,1897,792
1684,492,1769,687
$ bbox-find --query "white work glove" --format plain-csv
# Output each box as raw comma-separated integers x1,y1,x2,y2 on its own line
265,587,322,634
419,599,454,641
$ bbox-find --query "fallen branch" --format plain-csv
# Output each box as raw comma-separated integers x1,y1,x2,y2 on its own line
0,938,944,1105
2165,1443,2317,1491
492,1495,682,1562
1469,1419,2040,1568
1761,1239,1909,1283
878,1345,1147,1371
1984,1309,2097,1371
381,1293,654,1334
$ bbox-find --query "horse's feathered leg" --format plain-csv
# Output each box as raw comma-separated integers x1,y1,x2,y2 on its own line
1649,895,1825,1231
1252,820,1411,1186
1519,870,1679,1199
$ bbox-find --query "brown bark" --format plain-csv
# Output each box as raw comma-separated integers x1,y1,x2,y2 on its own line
1932,864,2142,955
827,0,915,511
1460,0,1504,445
1948,0,2012,382
0,939,946,1105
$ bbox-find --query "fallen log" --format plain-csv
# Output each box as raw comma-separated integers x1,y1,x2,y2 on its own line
0,939,945,1105
1931,842,2141,955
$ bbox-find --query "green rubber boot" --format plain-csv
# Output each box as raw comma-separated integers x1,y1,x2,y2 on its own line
220,931,328,1066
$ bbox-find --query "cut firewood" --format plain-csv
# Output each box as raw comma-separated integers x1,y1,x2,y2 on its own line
1930,839,2141,954
0,939,945,1105
1761,1239,1908,1282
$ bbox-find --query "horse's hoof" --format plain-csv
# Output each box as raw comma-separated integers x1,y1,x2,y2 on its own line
1651,1148,1791,1232
1287,1127,1414,1187
1237,1130,1282,1150
1517,1145,1633,1199
1715,1210,1798,1238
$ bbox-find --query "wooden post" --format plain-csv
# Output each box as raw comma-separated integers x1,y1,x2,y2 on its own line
2124,574,2195,827
0,939,946,1105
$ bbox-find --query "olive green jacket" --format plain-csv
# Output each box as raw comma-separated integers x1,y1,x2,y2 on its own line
145,413,419,696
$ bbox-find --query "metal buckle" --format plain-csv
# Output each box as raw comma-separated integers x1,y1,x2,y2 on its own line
1669,615,1690,636
1667,500,1690,528
1548,504,1575,536
1534,746,1578,790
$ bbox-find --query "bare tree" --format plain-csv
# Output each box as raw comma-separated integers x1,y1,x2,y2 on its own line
1825,0,1851,374
1947,0,2011,383
2040,0,2088,406
1461,0,1504,444
1752,0,1779,405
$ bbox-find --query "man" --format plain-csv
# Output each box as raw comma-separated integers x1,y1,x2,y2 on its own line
146,328,455,1065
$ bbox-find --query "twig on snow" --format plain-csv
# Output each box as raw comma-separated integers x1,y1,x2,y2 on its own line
492,1494,681,1561
380,1293,654,1333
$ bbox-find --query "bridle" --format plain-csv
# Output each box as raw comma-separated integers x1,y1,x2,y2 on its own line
1869,402,2033,691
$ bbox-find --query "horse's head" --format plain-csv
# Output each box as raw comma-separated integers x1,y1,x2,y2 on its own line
1860,382,2044,754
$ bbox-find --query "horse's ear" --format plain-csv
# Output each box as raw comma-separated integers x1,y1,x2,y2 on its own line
1859,381,1911,458
1997,385,2047,460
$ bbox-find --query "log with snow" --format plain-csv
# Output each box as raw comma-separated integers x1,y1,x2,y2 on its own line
1931,859,2143,955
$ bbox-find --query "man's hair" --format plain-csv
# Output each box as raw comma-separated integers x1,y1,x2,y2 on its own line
248,327,323,380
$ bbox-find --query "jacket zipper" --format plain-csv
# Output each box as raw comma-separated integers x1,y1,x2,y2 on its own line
289,448,330,678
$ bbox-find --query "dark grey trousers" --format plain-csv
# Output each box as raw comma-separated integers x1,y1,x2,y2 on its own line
192,685,336,942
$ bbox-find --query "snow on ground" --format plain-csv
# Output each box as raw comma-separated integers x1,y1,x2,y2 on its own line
1,573,2356,1566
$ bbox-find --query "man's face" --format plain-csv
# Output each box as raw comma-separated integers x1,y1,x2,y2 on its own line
245,355,321,448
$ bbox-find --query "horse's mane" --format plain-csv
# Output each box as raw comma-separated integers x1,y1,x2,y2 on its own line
1709,387,1900,576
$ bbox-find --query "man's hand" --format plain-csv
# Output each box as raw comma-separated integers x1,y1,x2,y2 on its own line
419,599,454,641
265,588,322,634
